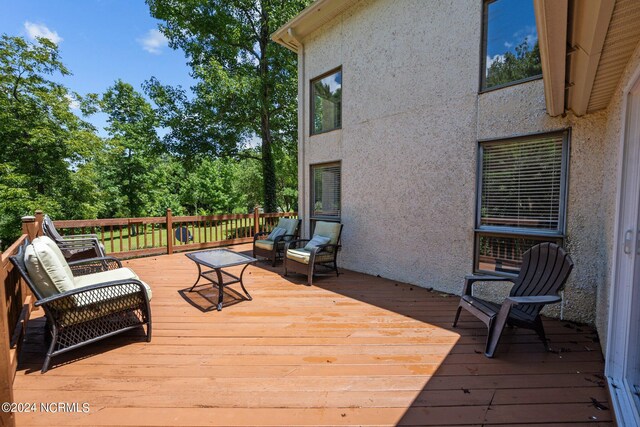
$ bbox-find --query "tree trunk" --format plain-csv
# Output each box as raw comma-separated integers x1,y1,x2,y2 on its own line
259,5,277,213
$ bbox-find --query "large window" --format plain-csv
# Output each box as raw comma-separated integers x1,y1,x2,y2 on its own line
475,131,569,275
311,68,342,135
481,0,542,91
311,163,341,220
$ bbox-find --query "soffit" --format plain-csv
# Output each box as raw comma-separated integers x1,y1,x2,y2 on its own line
586,0,640,112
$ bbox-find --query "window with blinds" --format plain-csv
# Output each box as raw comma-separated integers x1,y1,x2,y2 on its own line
311,163,341,219
475,131,569,275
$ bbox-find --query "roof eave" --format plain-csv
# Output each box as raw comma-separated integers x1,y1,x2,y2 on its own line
271,0,360,52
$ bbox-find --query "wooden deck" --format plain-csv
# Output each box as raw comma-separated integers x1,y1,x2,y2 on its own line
13,244,612,426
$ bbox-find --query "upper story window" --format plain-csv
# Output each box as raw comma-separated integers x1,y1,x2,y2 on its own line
311,68,342,135
481,0,542,91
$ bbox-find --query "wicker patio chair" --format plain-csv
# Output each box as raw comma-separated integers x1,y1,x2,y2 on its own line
453,242,574,357
253,218,301,266
10,236,152,373
283,221,343,286
42,214,105,261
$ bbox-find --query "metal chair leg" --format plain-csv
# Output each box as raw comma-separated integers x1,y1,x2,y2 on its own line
42,325,58,374
453,306,462,327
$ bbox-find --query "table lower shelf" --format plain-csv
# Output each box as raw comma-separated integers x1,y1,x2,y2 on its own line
201,269,241,286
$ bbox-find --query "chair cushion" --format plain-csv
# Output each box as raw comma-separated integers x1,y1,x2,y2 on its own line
304,235,331,251
254,239,274,251
277,218,299,236
72,267,152,300
267,227,287,241
24,238,75,298
286,248,334,265
313,222,342,253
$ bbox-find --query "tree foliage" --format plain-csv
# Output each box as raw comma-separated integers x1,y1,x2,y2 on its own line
0,35,102,244
0,23,302,246
485,39,541,89
146,0,309,211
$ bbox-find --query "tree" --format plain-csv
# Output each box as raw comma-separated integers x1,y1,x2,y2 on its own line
146,0,309,212
98,80,163,217
486,39,541,88
0,35,102,245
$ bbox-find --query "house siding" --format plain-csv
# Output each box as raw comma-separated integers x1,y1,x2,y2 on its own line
295,0,640,342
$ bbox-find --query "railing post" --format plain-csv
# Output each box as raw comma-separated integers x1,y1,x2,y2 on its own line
0,262,15,427
34,210,43,238
21,216,37,241
166,209,173,255
253,206,260,236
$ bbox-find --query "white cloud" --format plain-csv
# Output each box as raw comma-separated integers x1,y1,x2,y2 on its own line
65,94,80,110
138,29,168,54
504,41,513,49
486,54,505,68
24,21,63,44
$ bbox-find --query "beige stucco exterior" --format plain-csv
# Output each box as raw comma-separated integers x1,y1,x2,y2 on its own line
291,0,640,350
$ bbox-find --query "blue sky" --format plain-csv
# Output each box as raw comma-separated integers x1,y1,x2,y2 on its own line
485,0,538,68
0,0,195,134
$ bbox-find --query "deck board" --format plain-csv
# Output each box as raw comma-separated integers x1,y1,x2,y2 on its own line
12,244,612,426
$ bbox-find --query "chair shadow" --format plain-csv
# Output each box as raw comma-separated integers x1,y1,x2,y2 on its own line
19,317,148,374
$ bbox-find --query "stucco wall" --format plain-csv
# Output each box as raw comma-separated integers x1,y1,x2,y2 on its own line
594,41,640,351
475,80,609,323
296,0,628,328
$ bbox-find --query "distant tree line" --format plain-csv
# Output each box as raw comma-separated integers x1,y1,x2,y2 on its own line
0,16,301,246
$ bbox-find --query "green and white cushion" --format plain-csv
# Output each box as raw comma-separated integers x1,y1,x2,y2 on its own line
276,218,299,237
286,248,334,265
254,239,274,251
24,236,152,304
24,236,76,297
73,267,152,300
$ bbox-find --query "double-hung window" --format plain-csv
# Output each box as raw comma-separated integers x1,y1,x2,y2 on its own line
475,131,569,275
310,163,341,225
311,68,342,135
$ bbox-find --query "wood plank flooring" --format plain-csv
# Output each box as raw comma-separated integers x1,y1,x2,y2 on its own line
12,244,612,426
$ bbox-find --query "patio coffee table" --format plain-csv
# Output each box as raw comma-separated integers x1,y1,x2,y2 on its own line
185,249,257,311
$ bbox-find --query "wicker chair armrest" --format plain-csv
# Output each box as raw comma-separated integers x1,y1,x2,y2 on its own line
274,234,297,245
505,295,562,306
285,239,311,251
462,275,514,295
62,234,99,240
35,278,148,307
313,243,341,254
68,256,122,276
253,231,269,241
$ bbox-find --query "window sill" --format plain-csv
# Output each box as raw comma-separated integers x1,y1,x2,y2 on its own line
310,126,342,137
479,74,543,95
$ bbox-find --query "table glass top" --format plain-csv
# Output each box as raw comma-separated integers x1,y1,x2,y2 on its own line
186,249,257,269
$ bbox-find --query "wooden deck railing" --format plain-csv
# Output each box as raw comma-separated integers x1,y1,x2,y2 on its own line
0,213,42,427
53,208,298,259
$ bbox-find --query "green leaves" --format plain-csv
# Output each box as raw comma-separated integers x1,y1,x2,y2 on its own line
0,35,101,245
146,0,309,211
